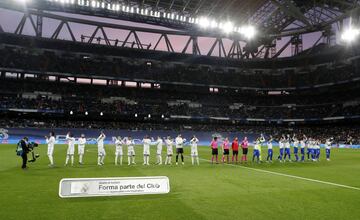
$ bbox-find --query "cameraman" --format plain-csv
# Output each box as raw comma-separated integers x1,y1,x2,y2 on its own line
18,137,30,169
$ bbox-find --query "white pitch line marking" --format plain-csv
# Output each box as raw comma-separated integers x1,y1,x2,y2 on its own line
198,157,360,191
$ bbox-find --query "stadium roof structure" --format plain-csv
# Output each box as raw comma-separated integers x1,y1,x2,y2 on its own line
1,0,360,59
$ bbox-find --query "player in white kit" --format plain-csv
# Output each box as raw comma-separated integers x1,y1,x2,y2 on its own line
165,136,173,165
97,131,106,166
190,135,200,165
45,131,55,167
155,136,163,165
142,135,152,165
126,136,136,165
77,134,86,165
115,136,124,165
65,132,76,166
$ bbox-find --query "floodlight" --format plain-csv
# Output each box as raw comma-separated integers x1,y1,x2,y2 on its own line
239,25,256,39
221,21,234,33
198,17,210,29
341,27,360,42
85,111,88,115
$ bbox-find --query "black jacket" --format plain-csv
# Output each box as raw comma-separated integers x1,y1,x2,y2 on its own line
19,140,30,154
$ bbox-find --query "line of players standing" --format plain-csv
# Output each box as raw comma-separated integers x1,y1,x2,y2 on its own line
44,131,199,167
44,131,333,167
250,134,333,163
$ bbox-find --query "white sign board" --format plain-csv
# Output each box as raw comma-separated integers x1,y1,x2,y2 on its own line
59,176,170,198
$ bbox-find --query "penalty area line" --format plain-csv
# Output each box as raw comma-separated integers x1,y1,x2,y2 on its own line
198,157,360,191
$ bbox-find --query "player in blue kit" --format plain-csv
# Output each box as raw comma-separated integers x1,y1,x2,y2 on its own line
266,135,273,162
300,134,307,162
325,138,333,161
292,134,299,162
278,135,285,162
252,138,261,163
283,134,291,162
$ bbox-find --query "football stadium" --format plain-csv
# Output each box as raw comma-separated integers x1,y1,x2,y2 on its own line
0,0,360,219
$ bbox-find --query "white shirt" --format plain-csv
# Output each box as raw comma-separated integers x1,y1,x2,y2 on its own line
66,135,75,149
126,139,135,147
156,138,163,152
325,141,331,149
97,134,105,148
46,136,55,148
190,138,199,151
78,137,86,147
143,138,151,148
175,137,184,149
115,139,123,151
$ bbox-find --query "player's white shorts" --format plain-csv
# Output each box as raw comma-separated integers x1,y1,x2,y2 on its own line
156,147,162,155
78,145,85,155
98,148,106,156
115,147,123,156
167,147,173,156
127,146,135,156
47,147,54,156
191,150,198,157
143,146,150,155
67,146,75,155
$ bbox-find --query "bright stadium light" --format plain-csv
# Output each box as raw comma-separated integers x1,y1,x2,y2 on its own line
161,114,165,118
100,112,103,116
85,111,88,116
221,21,234,33
341,27,360,43
210,20,218,28
148,114,151,118
69,110,73,115
135,113,138,118
198,17,210,29
238,25,257,39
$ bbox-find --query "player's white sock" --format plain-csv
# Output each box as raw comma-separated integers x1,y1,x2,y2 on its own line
159,155,162,165
196,157,199,165
143,156,146,165
115,155,118,165
71,155,74,165
65,155,69,165
48,155,54,165
191,156,194,165
79,154,83,164
101,156,105,164
132,156,136,164
97,156,101,165
165,156,168,164
146,156,150,165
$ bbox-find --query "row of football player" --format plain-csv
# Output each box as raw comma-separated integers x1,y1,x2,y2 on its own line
45,132,196,167
44,132,333,167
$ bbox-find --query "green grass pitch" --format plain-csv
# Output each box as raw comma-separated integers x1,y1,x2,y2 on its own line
0,144,359,220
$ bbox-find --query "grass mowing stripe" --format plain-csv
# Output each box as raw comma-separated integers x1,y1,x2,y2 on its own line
196,157,360,191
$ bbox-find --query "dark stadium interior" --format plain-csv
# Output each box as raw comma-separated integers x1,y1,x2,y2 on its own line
0,0,360,144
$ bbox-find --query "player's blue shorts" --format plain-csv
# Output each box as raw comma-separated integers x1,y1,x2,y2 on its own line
279,148,284,155
268,149,273,155
294,147,298,154
285,148,291,154
253,150,260,157
300,148,305,154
